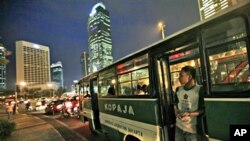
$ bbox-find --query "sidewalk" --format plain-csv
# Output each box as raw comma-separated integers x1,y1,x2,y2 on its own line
0,106,65,141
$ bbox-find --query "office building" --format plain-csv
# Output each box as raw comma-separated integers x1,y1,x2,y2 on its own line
198,0,245,20
0,42,6,90
80,51,89,76
88,2,113,72
16,41,50,89
51,61,64,88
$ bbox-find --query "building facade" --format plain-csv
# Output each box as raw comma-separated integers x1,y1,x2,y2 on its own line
88,2,113,72
16,41,51,89
0,43,6,90
51,61,64,88
80,51,89,76
198,0,246,20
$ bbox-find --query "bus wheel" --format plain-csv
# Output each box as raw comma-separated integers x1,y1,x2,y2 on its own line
125,135,140,141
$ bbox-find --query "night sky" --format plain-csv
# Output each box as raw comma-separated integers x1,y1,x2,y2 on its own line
0,0,199,90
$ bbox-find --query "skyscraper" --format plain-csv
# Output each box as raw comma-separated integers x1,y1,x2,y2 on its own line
16,41,50,89
198,0,245,20
51,61,64,88
0,42,6,90
80,51,89,76
88,2,113,72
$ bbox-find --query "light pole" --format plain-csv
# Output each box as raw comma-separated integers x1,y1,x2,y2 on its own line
158,22,166,39
14,84,18,114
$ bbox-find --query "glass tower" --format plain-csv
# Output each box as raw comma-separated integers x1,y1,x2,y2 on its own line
0,43,6,90
88,2,113,72
51,61,64,88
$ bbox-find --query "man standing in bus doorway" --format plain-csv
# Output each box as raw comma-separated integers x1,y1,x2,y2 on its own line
174,66,206,141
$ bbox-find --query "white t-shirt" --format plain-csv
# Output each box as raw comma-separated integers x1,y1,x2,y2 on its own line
175,85,201,133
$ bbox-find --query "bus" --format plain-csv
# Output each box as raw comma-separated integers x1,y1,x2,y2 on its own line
79,2,250,141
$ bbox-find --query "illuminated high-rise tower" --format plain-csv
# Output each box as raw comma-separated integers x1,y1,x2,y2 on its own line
88,2,113,72
0,42,7,90
198,0,245,20
51,61,64,88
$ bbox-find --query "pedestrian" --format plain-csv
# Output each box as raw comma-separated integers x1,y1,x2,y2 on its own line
174,66,206,141
6,101,13,120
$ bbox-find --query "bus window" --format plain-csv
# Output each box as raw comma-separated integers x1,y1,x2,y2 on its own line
203,17,247,48
169,48,202,92
99,78,116,96
207,41,249,92
118,68,149,95
93,81,98,94
98,68,116,96
204,17,250,93
117,54,149,96
118,73,132,95
82,83,90,97
132,68,149,95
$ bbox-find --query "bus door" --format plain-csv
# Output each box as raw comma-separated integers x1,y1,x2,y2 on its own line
157,42,205,140
157,57,176,141
89,77,101,130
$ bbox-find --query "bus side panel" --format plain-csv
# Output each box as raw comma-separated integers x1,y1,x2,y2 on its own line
100,124,123,141
205,99,250,141
98,98,161,141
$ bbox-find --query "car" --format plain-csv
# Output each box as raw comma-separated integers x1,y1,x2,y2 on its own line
45,99,64,115
35,98,48,111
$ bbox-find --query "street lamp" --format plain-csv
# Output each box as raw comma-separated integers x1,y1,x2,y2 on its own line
158,22,166,39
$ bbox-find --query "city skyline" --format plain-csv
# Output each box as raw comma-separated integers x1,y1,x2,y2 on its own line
0,0,200,90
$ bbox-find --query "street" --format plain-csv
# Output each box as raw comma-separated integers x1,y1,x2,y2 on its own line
34,113,105,141
27,104,107,141
1,104,107,141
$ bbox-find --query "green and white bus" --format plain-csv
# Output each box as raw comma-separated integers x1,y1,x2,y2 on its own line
79,2,250,141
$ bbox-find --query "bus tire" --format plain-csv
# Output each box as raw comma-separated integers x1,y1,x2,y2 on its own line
125,135,141,141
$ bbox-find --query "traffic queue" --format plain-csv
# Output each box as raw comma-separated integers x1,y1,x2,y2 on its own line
44,96,80,118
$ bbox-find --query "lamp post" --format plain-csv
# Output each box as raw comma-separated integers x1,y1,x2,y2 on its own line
158,22,166,39
14,84,18,114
